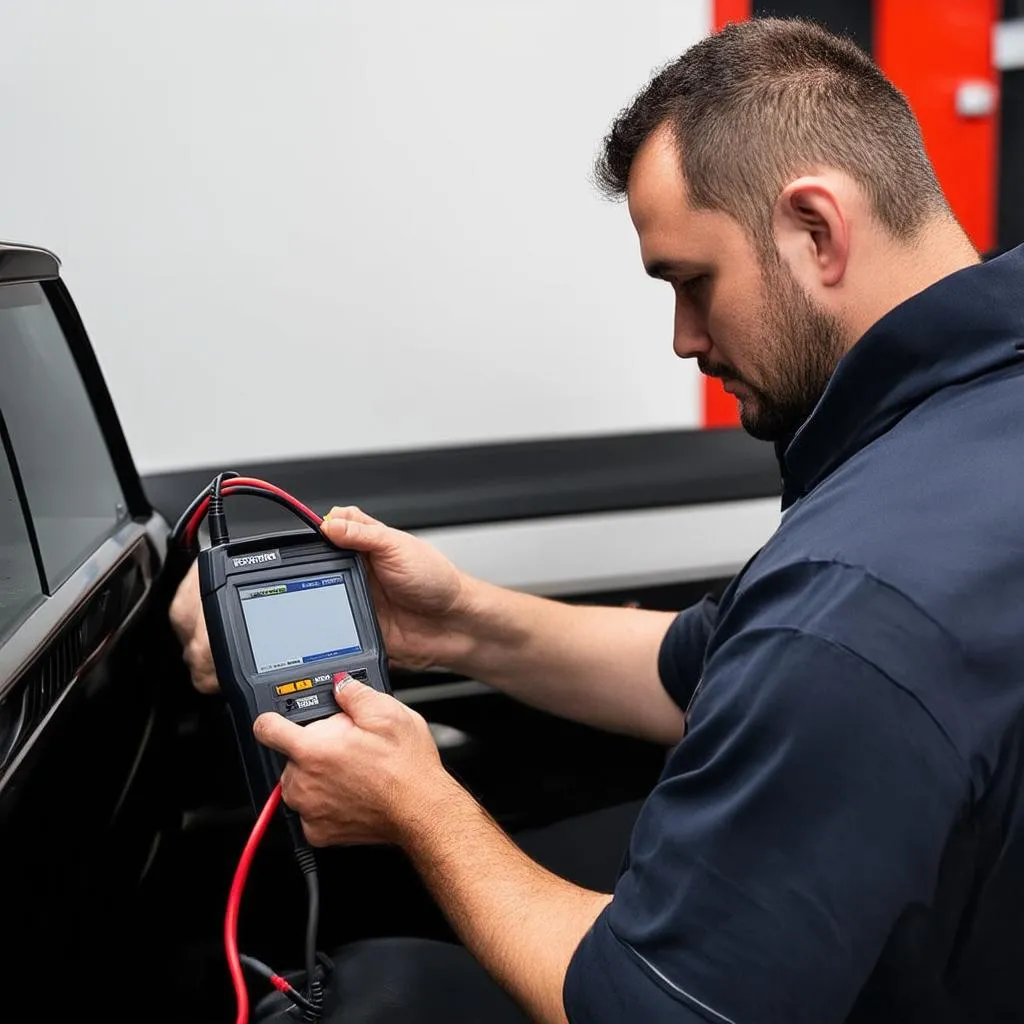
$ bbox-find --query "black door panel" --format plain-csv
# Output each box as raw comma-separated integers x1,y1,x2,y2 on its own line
0,528,154,776
0,519,173,1021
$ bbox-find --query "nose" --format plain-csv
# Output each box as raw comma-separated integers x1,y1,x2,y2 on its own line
672,293,711,360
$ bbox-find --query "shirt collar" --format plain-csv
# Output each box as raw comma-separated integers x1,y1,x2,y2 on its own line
776,245,1024,510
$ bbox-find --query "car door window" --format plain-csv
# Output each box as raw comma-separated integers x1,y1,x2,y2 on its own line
0,442,42,643
0,283,127,590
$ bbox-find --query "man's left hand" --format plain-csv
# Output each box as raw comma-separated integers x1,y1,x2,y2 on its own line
253,676,447,847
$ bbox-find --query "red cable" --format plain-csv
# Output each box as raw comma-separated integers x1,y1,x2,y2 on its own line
226,477,321,522
226,782,283,1024
183,478,323,547
184,478,321,544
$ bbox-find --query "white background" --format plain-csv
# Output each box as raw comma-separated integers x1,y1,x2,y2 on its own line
0,1,710,474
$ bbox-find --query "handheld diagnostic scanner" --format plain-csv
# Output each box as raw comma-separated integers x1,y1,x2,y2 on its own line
199,530,391,809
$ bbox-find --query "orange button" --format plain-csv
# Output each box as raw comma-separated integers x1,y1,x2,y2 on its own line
294,679,313,691
275,682,297,695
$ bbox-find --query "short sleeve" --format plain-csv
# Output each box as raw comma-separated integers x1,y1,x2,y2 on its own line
657,595,719,710
565,626,969,1024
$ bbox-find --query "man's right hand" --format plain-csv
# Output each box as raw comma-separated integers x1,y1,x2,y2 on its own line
169,506,474,694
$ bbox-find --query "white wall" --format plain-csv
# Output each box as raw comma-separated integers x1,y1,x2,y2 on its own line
0,1,710,474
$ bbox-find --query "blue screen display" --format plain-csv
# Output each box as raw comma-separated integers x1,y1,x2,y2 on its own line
239,573,362,674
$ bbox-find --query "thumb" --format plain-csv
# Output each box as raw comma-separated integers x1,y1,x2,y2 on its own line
321,515,392,555
333,675,390,722
253,711,307,759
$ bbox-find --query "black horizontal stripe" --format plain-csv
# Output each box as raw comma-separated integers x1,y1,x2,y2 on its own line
143,428,781,534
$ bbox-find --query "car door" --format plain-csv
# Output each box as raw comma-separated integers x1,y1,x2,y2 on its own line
0,245,174,1022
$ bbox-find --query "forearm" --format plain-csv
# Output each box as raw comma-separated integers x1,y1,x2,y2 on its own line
448,577,683,744
401,772,611,1024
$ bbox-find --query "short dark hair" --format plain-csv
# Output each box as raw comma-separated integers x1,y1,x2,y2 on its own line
595,18,948,255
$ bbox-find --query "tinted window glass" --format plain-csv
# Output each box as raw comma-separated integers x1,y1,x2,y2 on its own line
0,445,42,641
0,284,126,589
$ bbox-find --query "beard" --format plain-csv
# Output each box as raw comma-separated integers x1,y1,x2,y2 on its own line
699,259,847,442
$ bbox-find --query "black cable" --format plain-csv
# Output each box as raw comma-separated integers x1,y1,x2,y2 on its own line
239,954,320,1014
170,477,215,544
174,479,323,551
304,872,322,1013
295,846,324,1020
239,952,276,982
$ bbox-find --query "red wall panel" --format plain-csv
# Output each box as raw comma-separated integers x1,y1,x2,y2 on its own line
875,0,999,252
715,0,753,29
704,0,752,427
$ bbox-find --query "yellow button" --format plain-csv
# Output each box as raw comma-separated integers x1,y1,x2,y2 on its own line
275,682,297,695
294,679,313,691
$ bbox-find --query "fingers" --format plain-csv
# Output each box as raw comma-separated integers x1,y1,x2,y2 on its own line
321,513,394,553
170,561,221,693
323,505,381,526
333,676,392,722
185,626,220,694
253,712,307,758
169,561,200,641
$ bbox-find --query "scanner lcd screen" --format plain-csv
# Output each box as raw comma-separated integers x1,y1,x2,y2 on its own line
239,573,362,674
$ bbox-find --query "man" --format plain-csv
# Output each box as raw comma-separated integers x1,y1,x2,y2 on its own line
172,18,1024,1023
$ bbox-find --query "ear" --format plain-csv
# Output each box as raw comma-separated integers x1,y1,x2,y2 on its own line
772,177,849,289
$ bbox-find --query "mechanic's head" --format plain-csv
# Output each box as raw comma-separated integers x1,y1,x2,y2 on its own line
597,17,966,441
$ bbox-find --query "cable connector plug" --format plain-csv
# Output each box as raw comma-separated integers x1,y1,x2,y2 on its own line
208,472,232,547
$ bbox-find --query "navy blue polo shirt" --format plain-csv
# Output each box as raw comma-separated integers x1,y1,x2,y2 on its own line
564,247,1024,1023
